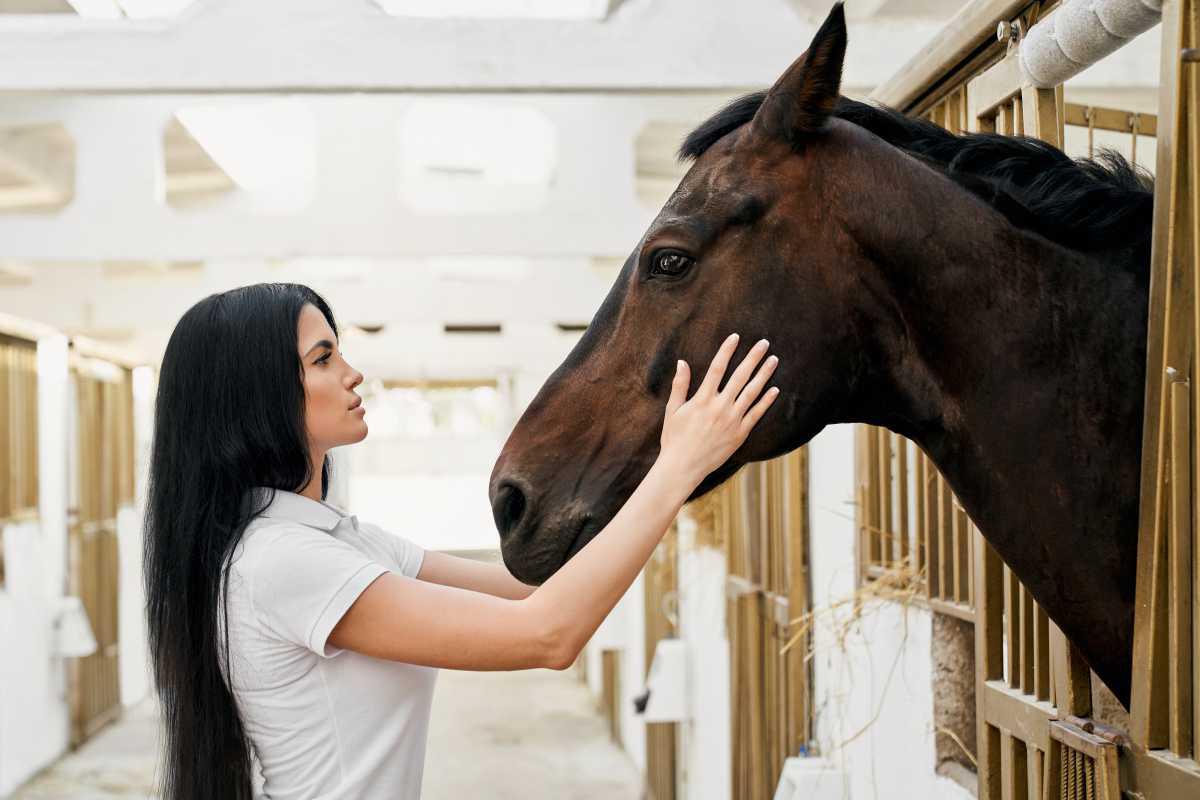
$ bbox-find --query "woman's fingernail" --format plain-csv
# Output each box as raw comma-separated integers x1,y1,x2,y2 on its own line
769,355,779,365
677,360,685,372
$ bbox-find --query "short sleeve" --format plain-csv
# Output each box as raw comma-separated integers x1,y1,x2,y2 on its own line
392,535,425,578
248,526,388,658
360,521,426,579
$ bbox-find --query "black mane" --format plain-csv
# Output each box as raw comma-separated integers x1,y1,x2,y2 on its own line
679,92,1154,266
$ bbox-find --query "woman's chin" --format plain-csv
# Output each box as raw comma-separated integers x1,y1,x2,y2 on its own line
340,422,368,446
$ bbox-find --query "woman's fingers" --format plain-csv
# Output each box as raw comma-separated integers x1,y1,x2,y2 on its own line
720,338,770,400
739,386,781,436
697,333,740,397
734,354,779,415
665,360,690,417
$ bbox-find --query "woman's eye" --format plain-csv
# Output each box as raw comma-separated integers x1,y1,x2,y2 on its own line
316,353,331,365
650,250,695,277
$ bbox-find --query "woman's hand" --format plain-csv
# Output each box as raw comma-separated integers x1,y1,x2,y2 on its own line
330,332,780,673
658,333,780,489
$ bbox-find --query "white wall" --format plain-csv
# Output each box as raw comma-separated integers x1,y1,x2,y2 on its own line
0,336,151,797
0,336,71,796
803,424,972,800
674,519,731,800
582,571,647,771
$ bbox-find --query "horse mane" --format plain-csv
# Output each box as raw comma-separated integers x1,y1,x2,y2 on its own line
679,92,1154,267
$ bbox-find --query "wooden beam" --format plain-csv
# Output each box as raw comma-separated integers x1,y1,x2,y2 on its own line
0,0,944,92
870,0,1039,111
1131,0,1189,752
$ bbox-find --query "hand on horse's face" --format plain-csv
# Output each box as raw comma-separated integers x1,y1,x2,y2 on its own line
658,332,780,489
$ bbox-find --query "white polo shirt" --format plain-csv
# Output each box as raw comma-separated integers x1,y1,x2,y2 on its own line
219,487,437,799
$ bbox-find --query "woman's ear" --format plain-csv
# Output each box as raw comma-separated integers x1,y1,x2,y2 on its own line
750,2,847,147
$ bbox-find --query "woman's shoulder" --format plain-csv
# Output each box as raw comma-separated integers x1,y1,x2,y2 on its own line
230,516,325,573
349,519,426,578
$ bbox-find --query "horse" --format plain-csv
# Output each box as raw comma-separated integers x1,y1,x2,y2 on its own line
489,2,1152,707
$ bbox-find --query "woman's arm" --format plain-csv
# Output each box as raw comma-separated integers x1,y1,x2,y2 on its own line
416,551,536,600
328,334,779,670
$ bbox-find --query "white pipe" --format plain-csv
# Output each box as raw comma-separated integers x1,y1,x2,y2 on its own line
1019,0,1162,87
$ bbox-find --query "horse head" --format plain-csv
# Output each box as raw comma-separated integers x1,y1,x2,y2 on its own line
490,5,866,584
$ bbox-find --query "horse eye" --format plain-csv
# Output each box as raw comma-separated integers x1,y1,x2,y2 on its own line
650,250,695,277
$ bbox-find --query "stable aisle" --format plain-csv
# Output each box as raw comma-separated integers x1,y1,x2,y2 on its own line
9,666,641,799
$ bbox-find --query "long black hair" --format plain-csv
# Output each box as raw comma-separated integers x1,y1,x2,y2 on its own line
143,283,339,799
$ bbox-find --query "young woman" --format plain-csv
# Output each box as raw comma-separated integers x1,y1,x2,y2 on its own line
143,282,780,800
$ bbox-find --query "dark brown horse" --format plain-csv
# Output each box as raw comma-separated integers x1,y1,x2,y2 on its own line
490,3,1152,706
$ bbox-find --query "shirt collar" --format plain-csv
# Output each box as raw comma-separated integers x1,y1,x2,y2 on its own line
252,487,358,533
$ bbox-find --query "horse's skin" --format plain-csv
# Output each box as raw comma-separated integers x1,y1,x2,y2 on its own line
489,3,1147,706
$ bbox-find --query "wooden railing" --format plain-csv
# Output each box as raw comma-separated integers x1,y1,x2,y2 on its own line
865,0,1200,797
1132,0,1200,774
1,334,39,521
0,331,40,589
600,649,622,745
856,427,976,619
689,448,811,800
69,354,136,745
643,524,678,800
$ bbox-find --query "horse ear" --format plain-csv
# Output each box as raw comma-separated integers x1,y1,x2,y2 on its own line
751,3,847,144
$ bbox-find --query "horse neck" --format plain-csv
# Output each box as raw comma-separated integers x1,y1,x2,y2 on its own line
830,139,1149,702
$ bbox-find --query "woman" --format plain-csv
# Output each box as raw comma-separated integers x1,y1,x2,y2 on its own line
143,282,779,800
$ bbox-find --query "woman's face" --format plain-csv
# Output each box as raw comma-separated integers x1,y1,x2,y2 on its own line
297,303,367,452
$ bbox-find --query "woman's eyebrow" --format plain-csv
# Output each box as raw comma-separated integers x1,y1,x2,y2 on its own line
302,339,336,358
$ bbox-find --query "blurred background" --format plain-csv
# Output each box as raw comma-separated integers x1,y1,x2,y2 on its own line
0,1,1163,798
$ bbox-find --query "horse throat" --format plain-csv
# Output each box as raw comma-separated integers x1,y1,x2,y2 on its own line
837,155,1149,706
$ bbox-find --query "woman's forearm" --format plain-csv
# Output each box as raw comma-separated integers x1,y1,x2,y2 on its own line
517,335,779,669
523,453,697,667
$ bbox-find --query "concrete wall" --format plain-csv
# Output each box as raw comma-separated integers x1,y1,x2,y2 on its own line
0,335,151,797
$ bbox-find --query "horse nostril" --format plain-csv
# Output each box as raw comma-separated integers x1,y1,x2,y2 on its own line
491,479,528,540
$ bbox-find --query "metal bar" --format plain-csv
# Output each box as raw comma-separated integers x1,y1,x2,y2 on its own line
880,430,893,566
1131,0,1189,751
957,504,972,606
870,0,1038,112
1034,603,1050,702
1187,6,1200,764
1020,583,1033,694
939,475,953,602
999,97,1015,136
898,436,910,565
1169,377,1194,756
916,449,928,587
1062,102,1160,137
1006,564,1020,687
926,455,941,599
952,496,964,606
976,529,1005,799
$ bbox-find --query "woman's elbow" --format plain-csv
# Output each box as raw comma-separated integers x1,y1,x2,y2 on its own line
543,642,578,671
529,608,577,670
